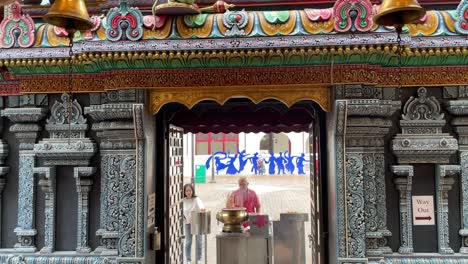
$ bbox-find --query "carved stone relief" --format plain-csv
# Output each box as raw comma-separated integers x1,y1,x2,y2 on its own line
446,99,468,254
392,87,458,164
435,165,459,254
0,101,9,248
84,102,145,258
32,93,97,254
392,165,414,254
335,92,400,262
1,107,47,252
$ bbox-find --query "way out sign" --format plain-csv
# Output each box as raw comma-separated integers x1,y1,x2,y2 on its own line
412,196,435,226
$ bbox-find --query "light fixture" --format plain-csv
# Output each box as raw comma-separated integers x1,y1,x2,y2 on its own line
44,0,93,143
374,0,426,100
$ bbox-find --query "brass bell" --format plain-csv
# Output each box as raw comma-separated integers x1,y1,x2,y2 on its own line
374,0,426,27
44,0,93,32
0,0,18,6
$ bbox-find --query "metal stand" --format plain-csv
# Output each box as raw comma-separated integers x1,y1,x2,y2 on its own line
191,211,211,264
204,234,208,264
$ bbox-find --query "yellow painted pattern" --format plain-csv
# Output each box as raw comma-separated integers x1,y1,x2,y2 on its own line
440,11,456,33
217,13,254,36
407,11,438,36
299,12,333,34
258,11,296,36
176,15,214,38
45,25,69,47
33,24,46,47
95,26,108,40
143,17,173,39
149,84,331,113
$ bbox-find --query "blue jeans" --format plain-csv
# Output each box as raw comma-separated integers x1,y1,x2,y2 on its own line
185,223,202,262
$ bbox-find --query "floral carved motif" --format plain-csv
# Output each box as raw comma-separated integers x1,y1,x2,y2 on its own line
0,2,35,48
149,84,330,113
455,0,468,34
333,0,373,33
104,1,143,41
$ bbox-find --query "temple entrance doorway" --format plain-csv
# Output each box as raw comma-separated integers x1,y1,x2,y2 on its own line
154,98,328,264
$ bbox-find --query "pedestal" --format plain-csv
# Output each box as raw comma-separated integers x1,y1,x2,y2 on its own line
272,213,308,264
216,233,272,264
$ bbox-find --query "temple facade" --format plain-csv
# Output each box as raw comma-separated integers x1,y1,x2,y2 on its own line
0,0,468,263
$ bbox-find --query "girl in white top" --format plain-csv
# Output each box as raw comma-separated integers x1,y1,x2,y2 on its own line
183,184,204,264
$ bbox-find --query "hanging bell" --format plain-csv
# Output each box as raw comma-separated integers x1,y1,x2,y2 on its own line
374,0,426,27
44,0,93,32
0,0,17,6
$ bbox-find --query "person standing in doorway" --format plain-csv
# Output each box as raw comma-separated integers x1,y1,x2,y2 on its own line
226,177,261,227
183,184,204,264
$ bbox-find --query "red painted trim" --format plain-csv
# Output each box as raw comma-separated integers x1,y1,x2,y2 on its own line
195,133,239,154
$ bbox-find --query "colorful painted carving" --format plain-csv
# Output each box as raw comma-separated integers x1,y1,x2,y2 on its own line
104,0,144,41
333,0,373,32
0,2,35,48
455,0,468,34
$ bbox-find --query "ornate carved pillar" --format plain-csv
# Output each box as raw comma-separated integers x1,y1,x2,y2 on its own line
35,167,56,253
2,107,47,252
0,100,10,248
33,93,97,254
392,87,458,255
435,165,459,254
392,165,414,254
445,98,468,253
74,167,95,253
345,99,399,258
85,101,138,256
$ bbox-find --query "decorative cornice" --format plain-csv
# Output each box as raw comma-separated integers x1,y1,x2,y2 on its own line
84,104,135,121
14,65,468,96
149,83,330,113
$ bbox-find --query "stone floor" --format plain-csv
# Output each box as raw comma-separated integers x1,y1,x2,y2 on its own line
183,175,312,264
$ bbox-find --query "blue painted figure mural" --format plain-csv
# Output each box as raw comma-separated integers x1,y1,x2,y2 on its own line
266,152,276,175
204,150,309,175
238,150,250,172
226,153,239,174
284,151,295,174
295,153,309,175
275,152,286,174
250,152,259,175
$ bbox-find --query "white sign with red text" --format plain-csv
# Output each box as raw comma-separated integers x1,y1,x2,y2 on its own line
412,196,435,226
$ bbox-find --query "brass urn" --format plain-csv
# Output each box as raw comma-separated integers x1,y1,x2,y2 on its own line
216,207,249,233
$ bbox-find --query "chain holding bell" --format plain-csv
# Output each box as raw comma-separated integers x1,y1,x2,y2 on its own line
374,0,426,27
44,0,93,32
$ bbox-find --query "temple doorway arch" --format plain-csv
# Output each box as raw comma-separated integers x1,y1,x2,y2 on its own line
152,95,328,264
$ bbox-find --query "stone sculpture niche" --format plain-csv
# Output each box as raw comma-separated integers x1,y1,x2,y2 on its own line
392,87,459,254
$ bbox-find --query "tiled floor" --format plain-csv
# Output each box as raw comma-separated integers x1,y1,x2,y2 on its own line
183,175,313,264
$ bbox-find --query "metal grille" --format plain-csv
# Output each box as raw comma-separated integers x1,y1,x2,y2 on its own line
168,125,184,264
309,123,321,264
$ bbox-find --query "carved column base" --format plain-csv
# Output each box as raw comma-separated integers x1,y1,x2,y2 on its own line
378,230,393,254
459,229,468,253
439,247,454,254
366,230,393,256
76,246,92,253
95,229,118,255
398,246,414,254
40,246,53,254
366,233,383,256
14,228,37,252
